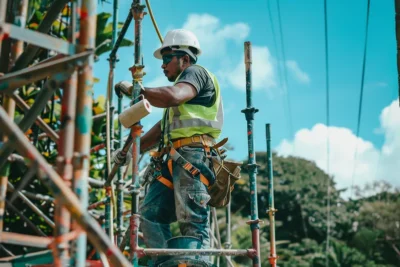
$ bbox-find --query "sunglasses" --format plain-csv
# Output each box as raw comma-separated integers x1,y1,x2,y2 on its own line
162,53,186,65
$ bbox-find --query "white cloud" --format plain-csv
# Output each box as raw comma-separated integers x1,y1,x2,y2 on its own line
220,46,276,91
276,99,400,198
286,60,310,84
182,14,250,58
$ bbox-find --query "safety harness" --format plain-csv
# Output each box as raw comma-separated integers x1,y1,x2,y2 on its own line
149,108,227,190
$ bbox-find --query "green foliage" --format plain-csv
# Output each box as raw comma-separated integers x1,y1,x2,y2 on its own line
229,152,399,266
95,12,134,57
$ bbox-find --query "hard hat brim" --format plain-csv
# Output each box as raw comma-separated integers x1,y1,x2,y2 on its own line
153,46,164,59
153,46,202,60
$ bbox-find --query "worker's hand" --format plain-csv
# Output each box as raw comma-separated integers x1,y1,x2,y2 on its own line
115,81,133,98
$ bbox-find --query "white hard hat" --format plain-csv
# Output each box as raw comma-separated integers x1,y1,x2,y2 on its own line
153,29,202,61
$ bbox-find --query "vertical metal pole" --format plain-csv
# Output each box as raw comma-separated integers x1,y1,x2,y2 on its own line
72,0,97,265
266,124,277,267
212,208,221,267
396,0,400,104
116,96,124,245
241,41,261,267
113,0,123,247
0,0,28,235
104,1,116,242
105,0,120,245
53,1,78,264
224,202,232,262
104,186,114,242
129,1,145,265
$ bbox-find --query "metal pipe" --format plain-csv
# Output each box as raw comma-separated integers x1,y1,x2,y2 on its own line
71,0,97,265
6,200,47,236
0,107,131,266
0,50,91,95
104,59,114,246
109,12,133,60
12,93,59,142
116,98,125,245
0,0,28,235
104,0,120,244
266,124,277,267
104,186,114,243
0,78,66,170
10,0,71,72
140,248,254,257
111,0,125,246
241,41,261,266
130,1,146,264
88,177,105,188
0,243,14,257
53,23,79,266
52,2,79,262
212,207,221,266
9,161,37,203
104,135,133,186
93,112,107,121
224,202,232,263
0,232,51,248
9,0,29,68
88,199,107,210
7,181,55,228
7,187,55,202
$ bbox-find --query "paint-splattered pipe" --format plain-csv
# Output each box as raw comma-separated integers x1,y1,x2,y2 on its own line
241,41,261,267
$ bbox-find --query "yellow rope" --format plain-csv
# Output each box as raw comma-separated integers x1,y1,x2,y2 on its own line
145,0,163,44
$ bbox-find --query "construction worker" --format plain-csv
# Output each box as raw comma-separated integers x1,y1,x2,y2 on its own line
116,29,223,264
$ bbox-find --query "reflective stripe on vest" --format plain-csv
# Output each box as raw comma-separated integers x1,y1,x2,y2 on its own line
162,65,223,141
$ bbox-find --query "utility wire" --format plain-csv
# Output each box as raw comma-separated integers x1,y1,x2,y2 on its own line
323,1,331,266
268,0,291,140
267,0,284,93
276,0,295,142
350,0,371,199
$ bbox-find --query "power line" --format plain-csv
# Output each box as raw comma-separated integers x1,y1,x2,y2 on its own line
323,1,331,266
267,0,284,92
276,0,295,143
267,0,290,141
350,0,371,199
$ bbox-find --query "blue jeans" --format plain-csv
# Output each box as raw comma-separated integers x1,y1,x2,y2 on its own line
140,146,215,263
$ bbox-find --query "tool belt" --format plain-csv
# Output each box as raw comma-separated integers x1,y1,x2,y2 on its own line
149,135,223,158
146,134,242,208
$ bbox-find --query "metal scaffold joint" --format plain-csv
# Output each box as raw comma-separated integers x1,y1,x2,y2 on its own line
241,107,259,121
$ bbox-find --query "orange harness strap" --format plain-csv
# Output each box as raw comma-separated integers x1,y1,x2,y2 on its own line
156,157,210,190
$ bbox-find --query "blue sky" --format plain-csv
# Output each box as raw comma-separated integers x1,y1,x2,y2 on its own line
93,0,399,194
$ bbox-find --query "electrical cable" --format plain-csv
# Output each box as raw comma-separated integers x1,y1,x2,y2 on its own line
276,0,295,145
350,0,371,199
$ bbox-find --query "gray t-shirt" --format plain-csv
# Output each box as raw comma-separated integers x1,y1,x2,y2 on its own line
175,65,216,107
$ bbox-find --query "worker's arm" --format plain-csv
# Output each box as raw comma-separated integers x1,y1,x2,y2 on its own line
140,120,162,153
142,82,197,108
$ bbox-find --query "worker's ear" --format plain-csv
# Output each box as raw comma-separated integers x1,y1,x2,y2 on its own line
183,54,190,64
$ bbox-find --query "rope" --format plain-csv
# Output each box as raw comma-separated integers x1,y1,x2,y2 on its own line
323,0,331,265
145,0,163,44
350,0,371,199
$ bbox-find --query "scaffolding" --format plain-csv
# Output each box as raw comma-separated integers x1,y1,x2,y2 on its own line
0,0,277,266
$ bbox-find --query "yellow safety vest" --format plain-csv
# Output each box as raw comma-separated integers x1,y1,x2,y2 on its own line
161,65,223,142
